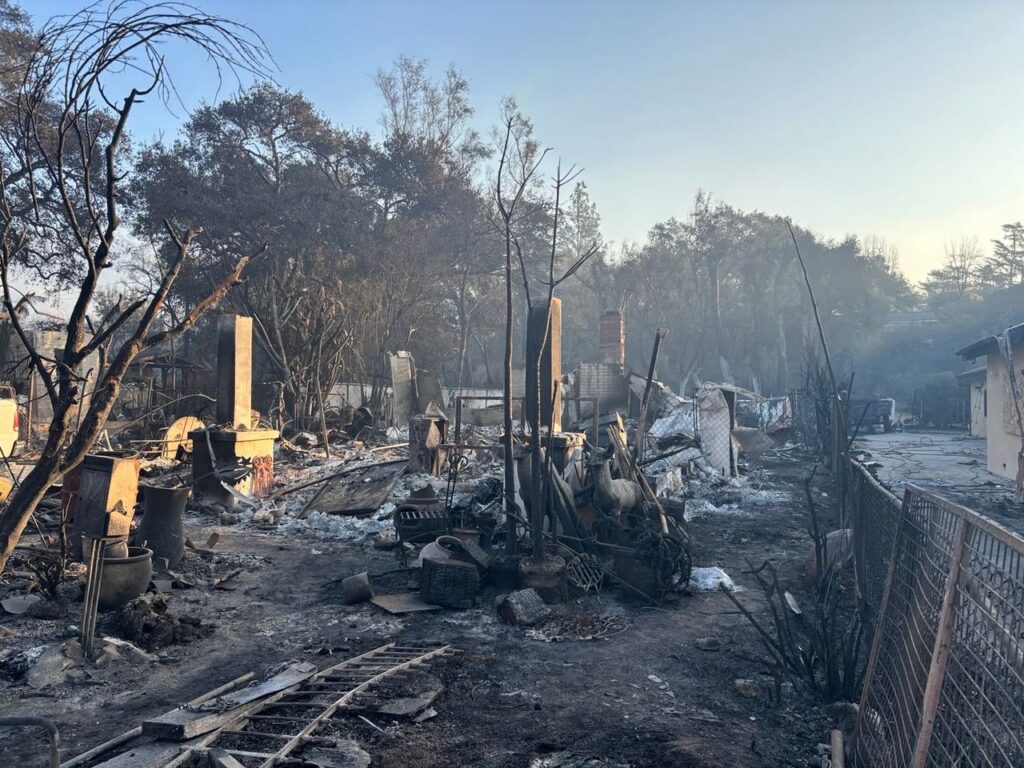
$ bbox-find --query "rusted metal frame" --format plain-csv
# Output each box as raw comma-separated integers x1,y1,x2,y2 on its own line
173,646,446,767
256,644,451,767
163,644,410,768
931,652,1021,765
218,729,291,741
852,488,912,750
851,457,903,509
949,573,1024,687
910,515,969,768
958,573,1024,681
906,484,1024,553
80,535,110,659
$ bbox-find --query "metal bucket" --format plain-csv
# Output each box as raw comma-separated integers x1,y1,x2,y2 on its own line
98,546,153,611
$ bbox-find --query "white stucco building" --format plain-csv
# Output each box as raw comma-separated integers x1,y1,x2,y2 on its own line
957,325,1024,480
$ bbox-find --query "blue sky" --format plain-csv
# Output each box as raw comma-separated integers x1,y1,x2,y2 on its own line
27,0,1024,281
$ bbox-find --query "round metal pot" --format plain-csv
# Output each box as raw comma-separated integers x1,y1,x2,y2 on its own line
98,546,152,611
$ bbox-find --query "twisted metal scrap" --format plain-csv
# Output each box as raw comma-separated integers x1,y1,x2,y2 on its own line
526,614,628,643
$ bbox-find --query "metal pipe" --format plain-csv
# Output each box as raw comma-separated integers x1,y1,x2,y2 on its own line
0,716,60,768
80,536,104,659
831,729,845,768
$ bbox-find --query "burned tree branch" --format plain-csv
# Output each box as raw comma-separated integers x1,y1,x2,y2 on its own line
0,2,269,574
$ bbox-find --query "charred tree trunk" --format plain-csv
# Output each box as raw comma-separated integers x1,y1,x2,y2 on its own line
776,312,789,394
528,303,550,562
708,258,729,382
0,235,254,573
502,241,516,547
455,270,471,391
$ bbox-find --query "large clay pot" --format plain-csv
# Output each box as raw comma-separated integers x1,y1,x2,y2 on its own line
137,484,190,570
98,546,152,611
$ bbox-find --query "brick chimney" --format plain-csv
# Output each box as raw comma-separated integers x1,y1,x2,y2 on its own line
599,310,625,367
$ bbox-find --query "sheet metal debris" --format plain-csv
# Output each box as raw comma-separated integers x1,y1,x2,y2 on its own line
305,460,407,516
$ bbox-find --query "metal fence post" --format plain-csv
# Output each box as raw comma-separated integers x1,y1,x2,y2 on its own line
910,517,969,768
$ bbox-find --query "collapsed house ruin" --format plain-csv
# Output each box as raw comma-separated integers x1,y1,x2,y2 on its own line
0,293,1020,768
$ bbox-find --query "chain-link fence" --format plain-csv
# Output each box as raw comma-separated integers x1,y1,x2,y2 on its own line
696,386,736,476
850,483,1024,767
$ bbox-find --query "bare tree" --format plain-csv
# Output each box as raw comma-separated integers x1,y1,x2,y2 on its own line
517,161,598,560
0,2,269,572
493,100,546,546
921,236,982,299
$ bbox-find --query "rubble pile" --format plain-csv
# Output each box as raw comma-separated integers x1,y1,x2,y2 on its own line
110,592,214,650
0,308,835,768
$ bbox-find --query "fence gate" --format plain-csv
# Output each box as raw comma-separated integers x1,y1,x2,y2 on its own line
852,484,1024,767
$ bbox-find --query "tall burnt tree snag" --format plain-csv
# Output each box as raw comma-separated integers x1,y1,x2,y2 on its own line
0,2,269,572
493,101,546,549
492,100,599,558
520,161,598,561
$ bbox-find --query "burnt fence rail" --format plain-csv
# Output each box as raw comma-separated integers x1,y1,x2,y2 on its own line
849,482,1024,768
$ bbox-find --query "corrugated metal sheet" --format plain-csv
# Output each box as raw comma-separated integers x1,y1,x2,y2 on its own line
649,403,696,439
626,373,688,418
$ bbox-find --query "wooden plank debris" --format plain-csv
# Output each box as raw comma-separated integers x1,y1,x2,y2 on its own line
141,661,316,740
63,672,257,767
89,740,188,768
209,748,247,768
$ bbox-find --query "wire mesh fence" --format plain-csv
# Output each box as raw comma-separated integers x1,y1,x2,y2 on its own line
846,459,903,623
696,386,736,476
850,483,1024,768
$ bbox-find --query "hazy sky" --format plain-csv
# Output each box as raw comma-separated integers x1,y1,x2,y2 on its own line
27,0,1024,282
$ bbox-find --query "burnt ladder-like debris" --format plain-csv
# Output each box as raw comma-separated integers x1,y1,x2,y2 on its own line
162,643,452,768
